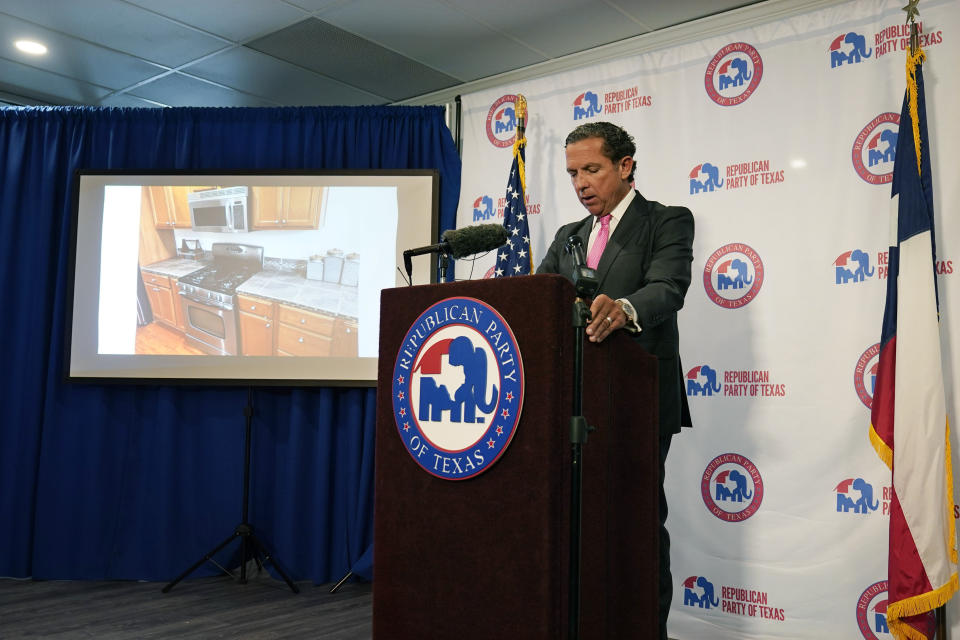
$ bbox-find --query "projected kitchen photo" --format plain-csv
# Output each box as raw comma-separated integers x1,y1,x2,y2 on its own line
99,183,395,358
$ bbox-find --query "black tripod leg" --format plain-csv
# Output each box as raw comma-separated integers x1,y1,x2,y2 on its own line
161,531,239,593
248,532,300,593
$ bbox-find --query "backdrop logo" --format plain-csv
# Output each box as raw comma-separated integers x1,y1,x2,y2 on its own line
682,576,721,610
682,576,785,621
392,297,524,479
705,42,763,106
686,365,786,398
485,94,518,148
830,32,873,67
854,343,881,409
472,195,495,221
852,113,899,184
834,249,876,284
688,162,724,194
573,91,603,120
835,478,882,514
856,581,891,639
703,243,764,309
701,453,764,522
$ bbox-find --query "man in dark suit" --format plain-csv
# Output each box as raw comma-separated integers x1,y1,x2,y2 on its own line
536,121,694,640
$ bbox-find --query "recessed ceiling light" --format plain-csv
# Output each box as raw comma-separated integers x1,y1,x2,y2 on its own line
15,40,47,55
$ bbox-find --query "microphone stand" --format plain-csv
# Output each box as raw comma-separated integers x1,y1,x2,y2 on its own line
565,238,598,640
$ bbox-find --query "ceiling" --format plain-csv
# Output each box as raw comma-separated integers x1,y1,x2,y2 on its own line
0,0,769,108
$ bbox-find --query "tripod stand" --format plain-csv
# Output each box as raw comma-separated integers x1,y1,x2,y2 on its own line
162,387,299,594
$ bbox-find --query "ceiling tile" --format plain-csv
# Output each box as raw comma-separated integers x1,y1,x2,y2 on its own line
127,72,277,107
608,0,763,31
188,47,389,105
0,0,227,67
443,0,652,58
125,0,309,43
245,17,459,101
316,0,548,81
0,16,165,91
0,59,110,105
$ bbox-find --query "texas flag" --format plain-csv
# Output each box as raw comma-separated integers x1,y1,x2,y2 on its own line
869,48,958,640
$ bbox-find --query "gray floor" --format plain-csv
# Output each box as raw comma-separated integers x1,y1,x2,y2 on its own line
0,572,371,639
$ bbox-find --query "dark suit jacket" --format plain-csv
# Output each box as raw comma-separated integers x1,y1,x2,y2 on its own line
536,190,694,435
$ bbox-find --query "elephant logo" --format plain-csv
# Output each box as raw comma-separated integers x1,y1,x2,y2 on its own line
701,453,764,522
682,576,721,610
853,343,881,409
856,580,889,640
830,31,873,67
703,243,764,309
393,297,524,480
834,249,875,284
852,113,900,185
688,162,724,194
835,478,880,514
705,42,764,106
686,365,723,397
485,94,519,148
472,195,495,222
572,91,603,120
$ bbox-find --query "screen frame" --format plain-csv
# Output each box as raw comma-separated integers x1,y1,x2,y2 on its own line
64,168,440,387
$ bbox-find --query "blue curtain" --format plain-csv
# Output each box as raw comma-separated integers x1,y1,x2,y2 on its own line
0,106,460,581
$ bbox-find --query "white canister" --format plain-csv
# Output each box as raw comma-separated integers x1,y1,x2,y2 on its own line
323,249,344,283
341,253,360,286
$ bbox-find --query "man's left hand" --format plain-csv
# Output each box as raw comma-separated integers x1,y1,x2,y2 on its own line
585,294,625,343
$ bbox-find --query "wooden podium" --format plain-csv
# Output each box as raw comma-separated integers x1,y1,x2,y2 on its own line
373,274,659,639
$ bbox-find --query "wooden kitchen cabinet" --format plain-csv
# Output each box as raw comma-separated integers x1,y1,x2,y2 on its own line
276,304,333,356
141,270,178,328
332,318,358,357
148,186,194,228
250,186,324,229
237,294,276,356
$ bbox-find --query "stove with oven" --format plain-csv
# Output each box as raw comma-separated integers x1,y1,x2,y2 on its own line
177,243,263,355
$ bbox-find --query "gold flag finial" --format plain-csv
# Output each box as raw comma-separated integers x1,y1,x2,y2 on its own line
903,0,920,54
515,94,527,134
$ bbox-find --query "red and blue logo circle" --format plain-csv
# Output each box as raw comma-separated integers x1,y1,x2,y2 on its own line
854,343,881,409
486,94,518,148
392,297,524,480
703,243,764,309
856,580,890,639
701,453,764,522
705,42,763,106
852,113,900,184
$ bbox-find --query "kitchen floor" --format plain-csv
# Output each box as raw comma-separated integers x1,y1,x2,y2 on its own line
135,322,206,356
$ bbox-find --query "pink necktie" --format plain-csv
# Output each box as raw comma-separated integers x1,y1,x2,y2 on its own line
587,214,611,269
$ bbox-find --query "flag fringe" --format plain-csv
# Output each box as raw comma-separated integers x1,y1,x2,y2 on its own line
947,418,958,564
869,422,893,470
887,572,958,640
512,132,526,194
906,46,925,176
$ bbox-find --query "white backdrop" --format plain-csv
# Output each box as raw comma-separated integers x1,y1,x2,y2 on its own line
454,0,959,637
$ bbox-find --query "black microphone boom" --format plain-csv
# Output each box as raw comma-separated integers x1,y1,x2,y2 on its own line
403,224,510,284
565,235,598,297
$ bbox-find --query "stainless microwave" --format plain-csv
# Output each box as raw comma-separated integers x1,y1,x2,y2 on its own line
188,186,249,232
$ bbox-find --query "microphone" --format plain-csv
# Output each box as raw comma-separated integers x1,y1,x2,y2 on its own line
565,235,599,296
403,224,510,284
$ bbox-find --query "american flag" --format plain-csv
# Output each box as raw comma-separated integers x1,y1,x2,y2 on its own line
495,133,532,277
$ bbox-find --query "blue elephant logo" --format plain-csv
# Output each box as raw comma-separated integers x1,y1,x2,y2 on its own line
830,32,873,67
873,599,889,634
573,91,603,120
472,195,495,222
686,365,722,397
417,336,498,424
717,57,752,90
867,128,897,167
834,249,875,284
716,258,752,290
835,477,880,514
715,469,752,503
494,106,516,134
689,162,724,194
682,576,720,609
